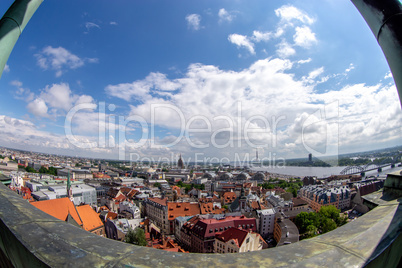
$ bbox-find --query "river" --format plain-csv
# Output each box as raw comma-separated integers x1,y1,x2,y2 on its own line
251,164,402,179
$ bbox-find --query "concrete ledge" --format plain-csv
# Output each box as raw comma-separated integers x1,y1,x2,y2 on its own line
0,183,401,267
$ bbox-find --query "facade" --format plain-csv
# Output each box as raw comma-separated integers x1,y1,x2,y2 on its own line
144,197,169,234
214,227,266,253
256,208,276,238
181,215,257,253
119,201,141,219
299,185,351,212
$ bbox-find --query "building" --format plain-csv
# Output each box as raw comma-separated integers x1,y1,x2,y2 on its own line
273,217,299,246
31,198,105,236
76,205,105,236
299,185,351,212
181,215,257,253
31,184,97,206
256,208,276,238
214,227,266,253
144,197,169,234
57,168,92,180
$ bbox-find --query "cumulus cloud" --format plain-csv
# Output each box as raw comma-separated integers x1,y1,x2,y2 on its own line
275,5,315,25
276,40,296,58
186,14,201,30
227,5,317,57
293,26,317,48
252,31,272,42
218,8,235,23
102,57,402,160
26,83,96,118
228,34,255,55
27,98,49,118
105,72,180,102
35,46,97,77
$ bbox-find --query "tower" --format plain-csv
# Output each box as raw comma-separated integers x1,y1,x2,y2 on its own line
178,154,184,169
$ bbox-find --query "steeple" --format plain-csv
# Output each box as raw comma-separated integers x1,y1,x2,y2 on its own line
178,154,184,169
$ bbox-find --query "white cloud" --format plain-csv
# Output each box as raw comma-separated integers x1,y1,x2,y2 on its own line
35,46,95,77
293,26,317,48
27,98,49,118
276,40,296,58
275,5,315,25
345,63,355,73
218,8,235,23
85,22,100,32
252,31,272,42
186,14,201,30
228,34,255,55
110,21,118,26
10,80,34,102
26,83,96,118
308,67,324,80
3,64,10,73
384,72,393,79
297,58,312,64
105,72,180,101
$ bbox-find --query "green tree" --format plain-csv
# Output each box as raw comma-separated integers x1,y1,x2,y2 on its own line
154,182,161,188
125,228,147,246
305,225,317,238
39,166,48,174
320,217,337,234
25,166,37,173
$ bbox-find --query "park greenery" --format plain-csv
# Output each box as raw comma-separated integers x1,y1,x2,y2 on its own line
295,205,347,240
125,227,147,246
258,179,303,197
176,180,205,193
22,165,58,176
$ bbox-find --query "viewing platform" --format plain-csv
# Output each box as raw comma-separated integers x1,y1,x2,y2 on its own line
0,170,401,267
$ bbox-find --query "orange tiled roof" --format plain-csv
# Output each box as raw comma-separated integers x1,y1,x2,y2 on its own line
31,198,83,226
171,186,181,195
167,202,200,220
200,202,225,214
149,197,168,206
223,192,236,203
106,211,118,220
76,205,104,232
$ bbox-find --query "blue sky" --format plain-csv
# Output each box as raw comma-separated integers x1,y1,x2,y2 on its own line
0,0,401,163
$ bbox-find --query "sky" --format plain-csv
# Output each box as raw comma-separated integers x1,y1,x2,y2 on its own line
0,0,401,164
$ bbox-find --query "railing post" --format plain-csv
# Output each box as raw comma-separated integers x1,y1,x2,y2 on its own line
351,0,402,107
0,0,43,78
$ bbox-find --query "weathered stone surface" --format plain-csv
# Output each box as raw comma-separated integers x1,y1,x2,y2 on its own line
0,183,401,267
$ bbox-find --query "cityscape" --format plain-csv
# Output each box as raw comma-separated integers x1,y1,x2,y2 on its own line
0,145,400,253
0,0,402,266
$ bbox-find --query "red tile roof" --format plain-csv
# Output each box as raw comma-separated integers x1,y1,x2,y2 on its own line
184,216,256,239
167,202,200,220
216,227,249,247
106,211,118,220
76,205,104,232
223,192,237,203
148,197,168,206
200,203,225,214
31,198,83,226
